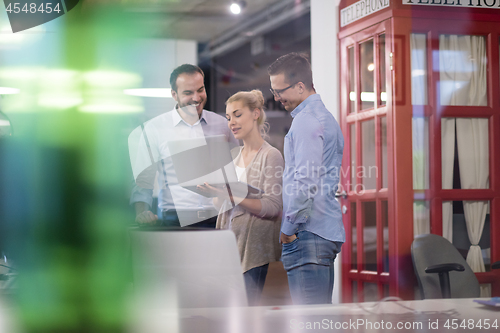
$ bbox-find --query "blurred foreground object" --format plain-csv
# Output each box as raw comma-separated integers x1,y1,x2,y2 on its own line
0,140,130,332
0,110,13,138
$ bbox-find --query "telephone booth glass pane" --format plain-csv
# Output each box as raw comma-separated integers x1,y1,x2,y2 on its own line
363,201,377,272
413,200,430,237
361,119,376,190
411,34,428,105
350,123,356,190
382,200,389,273
379,34,386,106
412,117,430,190
446,201,491,278
349,46,356,113
442,118,489,190
381,117,388,189
363,282,378,302
439,35,487,106
360,39,375,110
351,202,357,270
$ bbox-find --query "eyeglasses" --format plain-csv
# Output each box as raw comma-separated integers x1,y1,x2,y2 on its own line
269,82,297,98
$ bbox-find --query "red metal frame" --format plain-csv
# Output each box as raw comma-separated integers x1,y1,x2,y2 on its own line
339,2,500,301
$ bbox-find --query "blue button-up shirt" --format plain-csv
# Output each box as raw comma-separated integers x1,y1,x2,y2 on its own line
281,94,345,243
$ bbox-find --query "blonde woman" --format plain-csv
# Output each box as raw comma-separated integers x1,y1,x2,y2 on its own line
199,90,283,306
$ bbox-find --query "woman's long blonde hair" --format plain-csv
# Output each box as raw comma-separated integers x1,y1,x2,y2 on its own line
226,89,269,139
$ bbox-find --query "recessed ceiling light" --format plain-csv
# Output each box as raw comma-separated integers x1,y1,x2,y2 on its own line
230,1,246,15
230,3,241,14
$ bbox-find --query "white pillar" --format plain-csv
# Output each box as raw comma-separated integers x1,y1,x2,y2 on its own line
311,0,342,304
311,0,340,121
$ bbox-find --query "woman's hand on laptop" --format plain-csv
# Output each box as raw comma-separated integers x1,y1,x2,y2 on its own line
197,182,229,198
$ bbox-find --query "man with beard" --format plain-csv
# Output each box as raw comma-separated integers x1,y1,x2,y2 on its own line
129,64,237,228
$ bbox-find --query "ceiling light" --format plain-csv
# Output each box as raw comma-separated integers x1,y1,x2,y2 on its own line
367,63,375,71
0,87,20,94
230,1,246,15
230,3,241,14
83,70,141,87
123,88,172,98
79,104,143,114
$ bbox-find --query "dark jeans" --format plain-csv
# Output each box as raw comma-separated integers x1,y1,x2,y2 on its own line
243,263,269,306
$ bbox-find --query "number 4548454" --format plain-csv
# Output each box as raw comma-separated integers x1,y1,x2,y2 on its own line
444,319,498,330
6,2,61,14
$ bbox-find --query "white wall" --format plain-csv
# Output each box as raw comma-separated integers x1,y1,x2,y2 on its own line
131,39,197,120
175,40,197,67
311,0,342,304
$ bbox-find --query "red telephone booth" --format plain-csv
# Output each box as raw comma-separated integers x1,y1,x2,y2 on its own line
338,0,500,301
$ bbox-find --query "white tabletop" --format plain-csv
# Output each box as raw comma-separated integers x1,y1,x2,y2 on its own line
129,298,500,333
2,297,498,332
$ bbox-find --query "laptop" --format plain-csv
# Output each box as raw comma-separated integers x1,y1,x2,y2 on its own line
167,135,262,199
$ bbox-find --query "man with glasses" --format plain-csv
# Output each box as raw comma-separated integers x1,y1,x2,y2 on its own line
268,53,345,304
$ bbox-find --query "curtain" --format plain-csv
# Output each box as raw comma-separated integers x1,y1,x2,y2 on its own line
456,118,489,296
411,34,427,105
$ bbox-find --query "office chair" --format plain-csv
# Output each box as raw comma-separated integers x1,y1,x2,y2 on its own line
411,234,480,299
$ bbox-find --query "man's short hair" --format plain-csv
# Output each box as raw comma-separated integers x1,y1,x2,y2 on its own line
267,53,313,91
170,64,205,92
